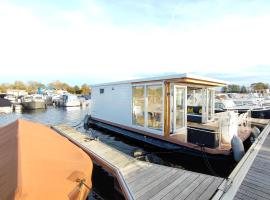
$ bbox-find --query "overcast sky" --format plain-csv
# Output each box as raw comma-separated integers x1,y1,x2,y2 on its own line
0,0,269,85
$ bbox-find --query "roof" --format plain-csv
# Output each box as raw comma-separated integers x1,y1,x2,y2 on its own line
0,120,93,200
91,73,228,87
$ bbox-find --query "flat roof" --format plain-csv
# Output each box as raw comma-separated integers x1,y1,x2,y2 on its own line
91,73,228,87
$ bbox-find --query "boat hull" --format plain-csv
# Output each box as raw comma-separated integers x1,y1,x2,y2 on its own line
22,101,46,110
0,106,12,114
86,116,233,161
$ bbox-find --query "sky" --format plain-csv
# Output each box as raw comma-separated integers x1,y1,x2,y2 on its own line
0,0,270,86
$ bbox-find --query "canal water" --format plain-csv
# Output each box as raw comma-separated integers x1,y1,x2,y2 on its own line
0,106,235,199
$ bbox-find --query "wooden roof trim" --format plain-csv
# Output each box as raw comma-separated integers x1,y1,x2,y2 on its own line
132,77,226,87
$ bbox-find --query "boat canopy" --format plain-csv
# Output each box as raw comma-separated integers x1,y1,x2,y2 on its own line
0,119,93,200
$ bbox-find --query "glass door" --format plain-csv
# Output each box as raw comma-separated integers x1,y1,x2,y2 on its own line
207,89,215,121
173,86,187,133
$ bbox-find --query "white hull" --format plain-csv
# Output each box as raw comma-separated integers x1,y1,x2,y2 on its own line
62,101,80,107
0,107,12,114
22,101,46,110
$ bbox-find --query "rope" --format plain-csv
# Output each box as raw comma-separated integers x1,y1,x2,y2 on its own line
81,119,220,176
71,120,83,128
76,178,91,190
133,145,220,177
200,146,219,177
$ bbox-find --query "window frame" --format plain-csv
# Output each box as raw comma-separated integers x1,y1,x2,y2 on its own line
131,82,164,135
100,88,104,94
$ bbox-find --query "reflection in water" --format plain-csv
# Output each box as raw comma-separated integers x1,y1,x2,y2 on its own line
0,106,90,127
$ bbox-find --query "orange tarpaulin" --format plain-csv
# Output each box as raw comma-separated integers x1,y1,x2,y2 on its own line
0,119,93,200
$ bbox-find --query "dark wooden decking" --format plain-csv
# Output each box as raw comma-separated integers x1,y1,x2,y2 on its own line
213,122,270,200
52,125,224,200
234,127,270,200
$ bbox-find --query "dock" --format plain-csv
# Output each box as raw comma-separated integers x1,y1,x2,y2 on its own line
213,122,270,200
52,125,225,200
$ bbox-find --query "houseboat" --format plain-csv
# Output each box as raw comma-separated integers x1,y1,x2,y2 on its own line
84,73,254,162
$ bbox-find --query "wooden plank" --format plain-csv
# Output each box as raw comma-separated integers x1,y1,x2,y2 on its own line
136,170,183,200
237,186,269,200
52,125,224,200
246,175,270,188
164,81,170,137
241,180,270,195
122,164,150,178
130,166,173,193
174,175,209,200
149,172,191,200
213,123,270,200
250,166,270,177
127,166,160,184
160,173,199,200
198,177,223,200
117,159,138,170
235,191,254,200
252,159,270,170
122,162,149,178
185,176,214,200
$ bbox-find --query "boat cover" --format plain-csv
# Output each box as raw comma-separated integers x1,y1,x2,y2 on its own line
0,119,93,200
0,98,12,107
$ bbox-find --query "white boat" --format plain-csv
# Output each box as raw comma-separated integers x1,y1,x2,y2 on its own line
263,96,270,106
22,95,47,110
58,94,81,107
216,94,270,119
84,73,253,161
78,95,91,107
4,94,16,104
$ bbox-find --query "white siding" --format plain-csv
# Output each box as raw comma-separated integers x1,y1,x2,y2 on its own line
91,83,132,127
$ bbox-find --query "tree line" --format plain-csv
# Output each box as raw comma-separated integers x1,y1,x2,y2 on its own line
0,81,91,95
221,82,270,93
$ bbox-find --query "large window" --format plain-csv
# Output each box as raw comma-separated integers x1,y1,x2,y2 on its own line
132,86,145,126
187,88,203,115
147,85,163,130
132,84,163,131
175,87,185,130
207,89,215,120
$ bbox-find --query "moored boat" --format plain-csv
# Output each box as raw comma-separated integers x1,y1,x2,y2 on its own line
85,73,253,162
58,94,81,107
0,98,12,114
215,95,270,119
22,94,47,110
0,119,93,200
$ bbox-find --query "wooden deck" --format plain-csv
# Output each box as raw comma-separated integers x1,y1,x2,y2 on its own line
213,122,270,200
52,125,225,200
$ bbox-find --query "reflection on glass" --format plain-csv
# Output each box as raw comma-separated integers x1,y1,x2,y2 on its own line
175,88,185,129
147,85,163,130
132,86,145,126
208,90,215,120
187,88,203,115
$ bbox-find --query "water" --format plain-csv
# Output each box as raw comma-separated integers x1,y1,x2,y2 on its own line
0,106,89,127
0,106,235,199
